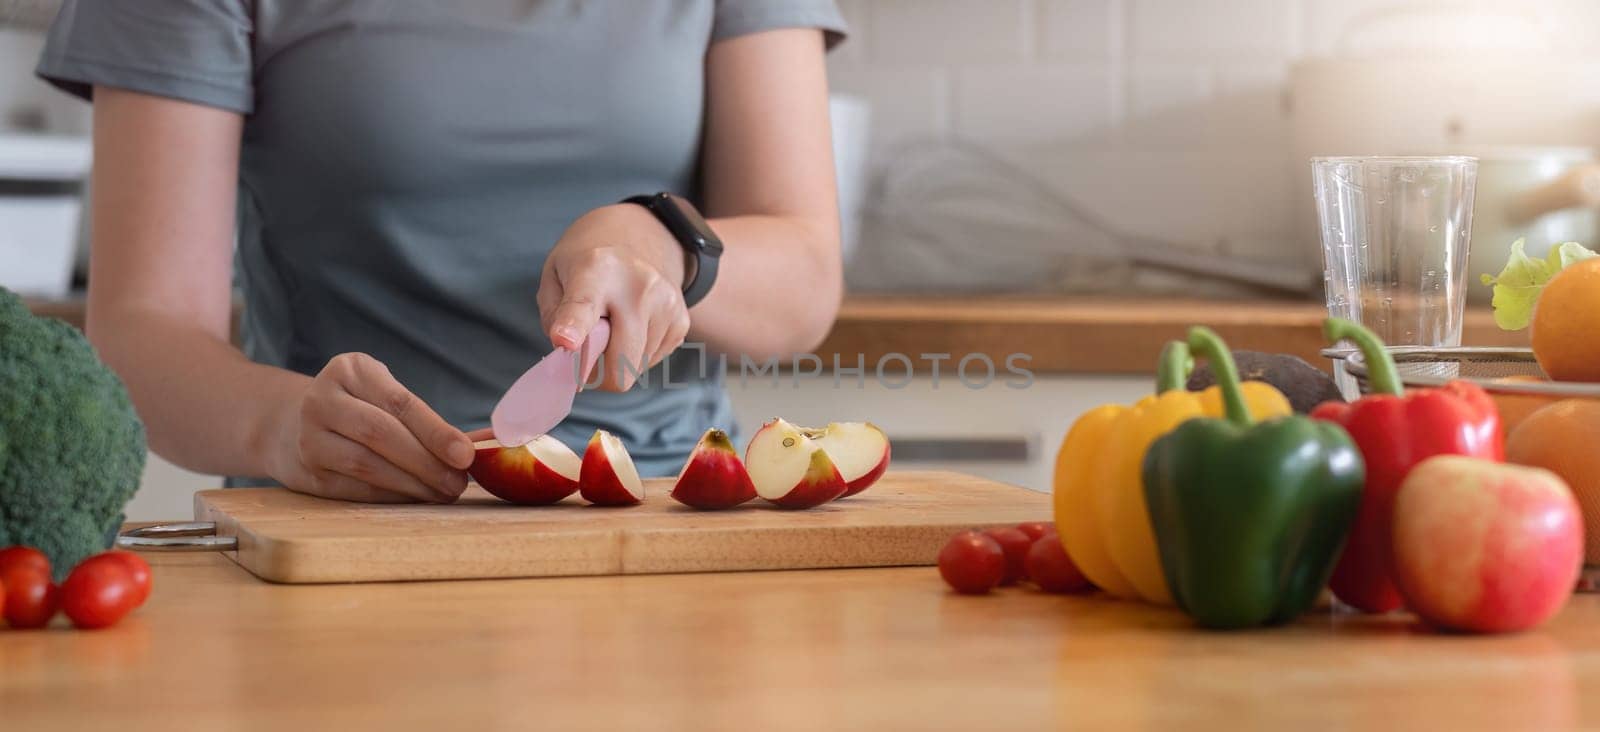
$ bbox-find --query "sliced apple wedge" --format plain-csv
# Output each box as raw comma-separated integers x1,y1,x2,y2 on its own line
579,430,645,507
745,418,848,509
671,429,757,510
805,421,890,497
469,435,581,505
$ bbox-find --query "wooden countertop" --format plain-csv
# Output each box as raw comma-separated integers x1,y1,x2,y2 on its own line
7,552,1600,730
25,294,1526,374
820,295,1527,375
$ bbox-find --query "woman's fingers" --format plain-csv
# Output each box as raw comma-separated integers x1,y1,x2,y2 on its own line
535,265,565,342
299,352,468,501
311,391,467,498
546,260,610,351
540,242,691,391
334,353,474,470
649,311,692,370
639,280,688,368
300,432,452,503
601,307,650,391
306,470,424,504
287,352,474,504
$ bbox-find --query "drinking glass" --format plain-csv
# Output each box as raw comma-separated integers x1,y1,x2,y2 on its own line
1313,156,1478,397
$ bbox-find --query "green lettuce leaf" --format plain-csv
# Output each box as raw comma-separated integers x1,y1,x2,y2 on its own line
1553,241,1599,269
1481,239,1600,330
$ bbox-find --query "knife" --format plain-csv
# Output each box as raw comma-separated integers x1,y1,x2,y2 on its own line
490,319,611,446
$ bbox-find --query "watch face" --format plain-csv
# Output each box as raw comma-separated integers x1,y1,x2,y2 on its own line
664,194,723,256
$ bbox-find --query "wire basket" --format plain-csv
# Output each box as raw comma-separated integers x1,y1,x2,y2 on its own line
1321,346,1600,399
1322,345,1600,591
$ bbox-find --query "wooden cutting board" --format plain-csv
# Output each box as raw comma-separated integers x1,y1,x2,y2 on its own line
194,470,1050,584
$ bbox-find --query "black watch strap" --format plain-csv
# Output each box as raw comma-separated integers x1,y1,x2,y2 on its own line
623,193,723,308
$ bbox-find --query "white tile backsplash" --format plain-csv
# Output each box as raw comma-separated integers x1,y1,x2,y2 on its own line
829,67,950,155
867,0,1030,64
1298,0,1562,57
6,1,1600,273
1126,64,1210,117
1038,0,1120,61
826,0,1600,266
1128,0,1293,61
953,65,1116,145
1121,65,1213,146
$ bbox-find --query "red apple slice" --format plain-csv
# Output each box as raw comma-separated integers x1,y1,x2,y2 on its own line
745,418,848,509
805,421,890,497
469,435,581,505
579,430,645,507
670,429,757,510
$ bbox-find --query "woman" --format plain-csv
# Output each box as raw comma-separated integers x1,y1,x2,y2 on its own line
36,1,846,503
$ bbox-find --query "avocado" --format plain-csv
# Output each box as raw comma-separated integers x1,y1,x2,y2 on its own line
1187,350,1344,414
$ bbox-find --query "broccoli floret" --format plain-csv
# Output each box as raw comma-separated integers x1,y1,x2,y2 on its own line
0,286,146,579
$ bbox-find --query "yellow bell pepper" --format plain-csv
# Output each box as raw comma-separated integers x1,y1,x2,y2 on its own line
1054,404,1139,599
1053,341,1292,604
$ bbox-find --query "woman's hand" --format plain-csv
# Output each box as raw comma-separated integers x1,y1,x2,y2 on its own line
538,204,692,391
269,353,476,503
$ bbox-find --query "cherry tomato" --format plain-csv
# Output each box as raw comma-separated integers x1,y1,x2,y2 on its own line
0,546,50,577
1,565,58,629
937,531,1006,595
983,527,1033,585
1014,522,1054,542
97,552,153,607
0,575,6,620
1025,533,1092,594
60,557,139,630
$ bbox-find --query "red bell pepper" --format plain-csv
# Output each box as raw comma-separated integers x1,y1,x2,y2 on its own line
1311,318,1503,613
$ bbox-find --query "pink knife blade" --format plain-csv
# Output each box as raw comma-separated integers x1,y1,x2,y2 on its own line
490,319,611,446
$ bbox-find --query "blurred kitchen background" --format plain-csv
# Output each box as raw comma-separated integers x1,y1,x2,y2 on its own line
6,0,1600,516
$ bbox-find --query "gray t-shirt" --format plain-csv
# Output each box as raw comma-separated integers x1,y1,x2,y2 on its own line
36,0,846,477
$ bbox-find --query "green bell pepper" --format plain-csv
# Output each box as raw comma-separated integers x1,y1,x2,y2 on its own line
1141,326,1365,630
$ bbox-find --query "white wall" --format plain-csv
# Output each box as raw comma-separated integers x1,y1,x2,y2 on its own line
0,0,1290,270
829,0,1600,269
10,2,1600,264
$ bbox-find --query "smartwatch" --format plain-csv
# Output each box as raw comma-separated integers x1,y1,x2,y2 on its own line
622,192,723,308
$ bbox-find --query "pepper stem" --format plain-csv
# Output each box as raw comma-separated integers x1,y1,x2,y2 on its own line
1322,317,1402,396
1155,341,1192,394
1186,326,1251,427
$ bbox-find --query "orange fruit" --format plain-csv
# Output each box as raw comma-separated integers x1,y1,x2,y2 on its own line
1490,375,1562,439
1506,399,1600,562
1531,258,1600,382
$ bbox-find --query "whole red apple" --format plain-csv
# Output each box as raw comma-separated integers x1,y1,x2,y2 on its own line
1392,455,1583,634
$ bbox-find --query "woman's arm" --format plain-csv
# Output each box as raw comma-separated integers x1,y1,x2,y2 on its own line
88,87,472,502
695,27,844,357
87,87,290,475
539,28,842,387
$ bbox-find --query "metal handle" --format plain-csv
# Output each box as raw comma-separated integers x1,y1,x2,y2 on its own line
117,522,236,552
